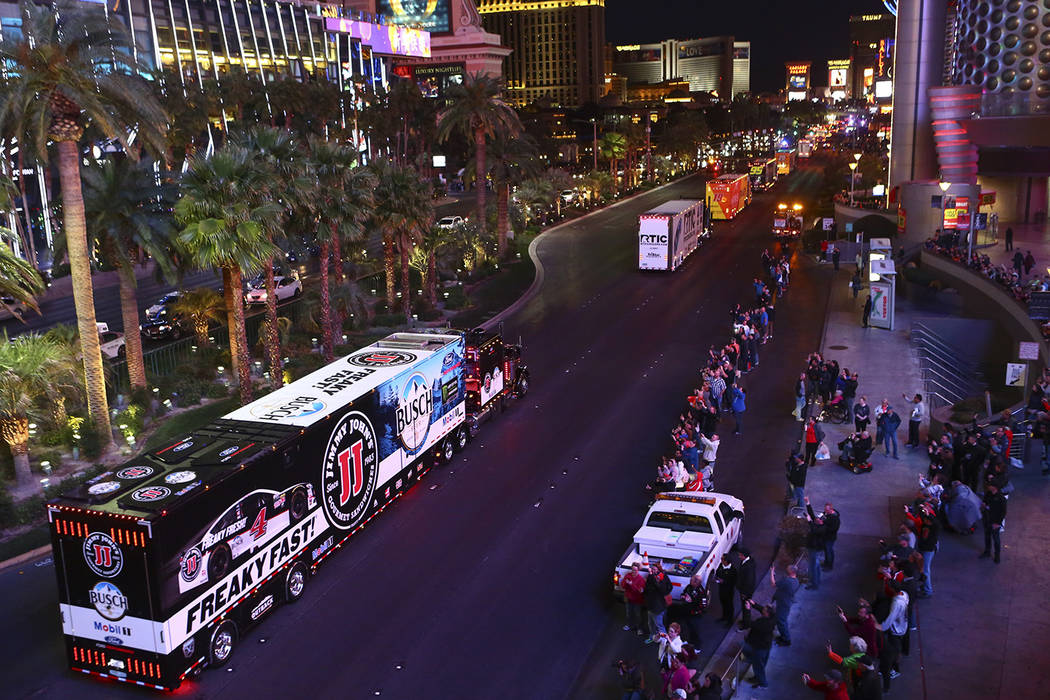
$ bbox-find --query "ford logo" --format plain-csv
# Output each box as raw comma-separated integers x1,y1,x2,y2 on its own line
104,635,124,645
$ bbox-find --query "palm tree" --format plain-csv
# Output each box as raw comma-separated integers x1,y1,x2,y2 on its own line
0,332,80,488
481,134,540,257
304,137,374,362
176,146,281,404
0,232,44,320
598,132,627,191
235,127,304,385
82,158,178,390
171,288,224,348
437,73,523,237
0,0,168,448
409,225,456,305
514,178,557,224
369,159,435,320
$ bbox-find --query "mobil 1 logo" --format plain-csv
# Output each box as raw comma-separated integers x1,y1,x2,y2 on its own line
321,411,378,530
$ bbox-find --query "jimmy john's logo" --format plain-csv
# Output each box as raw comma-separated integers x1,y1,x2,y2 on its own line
131,486,171,502
396,372,433,454
180,547,203,583
321,411,378,530
89,581,128,621
347,350,417,367
83,532,123,578
248,395,327,422
116,466,154,480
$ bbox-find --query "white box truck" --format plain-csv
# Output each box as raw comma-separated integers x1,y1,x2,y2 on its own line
638,199,706,272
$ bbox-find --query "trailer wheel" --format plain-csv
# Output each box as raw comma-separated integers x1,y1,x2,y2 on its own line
285,560,308,603
208,620,237,667
440,436,455,463
207,544,232,581
288,487,308,522
455,426,468,451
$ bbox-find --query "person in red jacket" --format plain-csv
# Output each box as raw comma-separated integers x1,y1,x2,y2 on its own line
802,669,849,700
621,562,647,635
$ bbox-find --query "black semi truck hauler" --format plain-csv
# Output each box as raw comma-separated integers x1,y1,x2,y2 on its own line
47,328,527,690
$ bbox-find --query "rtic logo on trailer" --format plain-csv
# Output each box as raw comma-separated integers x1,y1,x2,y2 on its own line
396,372,434,454
348,350,417,367
83,532,123,578
322,411,378,530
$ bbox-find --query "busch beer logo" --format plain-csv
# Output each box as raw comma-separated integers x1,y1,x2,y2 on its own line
395,372,433,454
83,532,123,578
165,470,197,485
322,411,378,530
248,395,326,422
131,486,171,502
180,547,203,583
89,581,128,621
116,466,154,480
347,350,417,367
87,481,120,496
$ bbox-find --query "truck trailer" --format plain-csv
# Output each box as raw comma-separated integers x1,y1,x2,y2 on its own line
776,148,798,175
638,199,707,271
46,328,528,690
706,174,752,220
748,157,777,191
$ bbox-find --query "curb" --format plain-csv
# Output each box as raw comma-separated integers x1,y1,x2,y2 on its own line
483,173,703,330
0,543,52,574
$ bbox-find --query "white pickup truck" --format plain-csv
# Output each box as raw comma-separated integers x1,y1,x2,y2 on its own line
613,491,744,602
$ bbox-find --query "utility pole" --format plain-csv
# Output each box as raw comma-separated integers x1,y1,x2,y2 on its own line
592,118,598,171
645,117,652,182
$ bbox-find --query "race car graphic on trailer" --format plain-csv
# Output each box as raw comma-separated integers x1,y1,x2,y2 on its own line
177,483,316,594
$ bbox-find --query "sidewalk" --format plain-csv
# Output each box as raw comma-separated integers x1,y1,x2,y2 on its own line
728,260,1050,699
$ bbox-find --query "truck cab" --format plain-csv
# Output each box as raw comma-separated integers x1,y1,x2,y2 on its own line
613,492,744,601
464,328,529,430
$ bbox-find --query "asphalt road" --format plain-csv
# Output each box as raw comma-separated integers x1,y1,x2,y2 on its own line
0,167,832,699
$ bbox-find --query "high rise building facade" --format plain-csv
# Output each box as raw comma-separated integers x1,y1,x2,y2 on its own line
848,13,896,101
477,0,605,107
608,37,749,99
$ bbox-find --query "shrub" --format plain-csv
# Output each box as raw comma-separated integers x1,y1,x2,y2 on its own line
79,420,104,461
34,449,63,473
114,404,145,441
412,298,442,322
371,312,407,328
205,382,229,399
442,286,469,310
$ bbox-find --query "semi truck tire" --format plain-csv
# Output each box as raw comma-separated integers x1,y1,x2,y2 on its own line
208,620,237,667
455,426,468,451
440,437,455,463
285,560,308,602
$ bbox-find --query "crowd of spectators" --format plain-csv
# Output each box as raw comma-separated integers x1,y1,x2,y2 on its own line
922,231,1049,304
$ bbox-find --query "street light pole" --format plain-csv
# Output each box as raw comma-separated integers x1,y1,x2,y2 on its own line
848,162,858,206
592,118,598,172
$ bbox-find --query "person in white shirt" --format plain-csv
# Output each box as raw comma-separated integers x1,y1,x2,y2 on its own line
698,434,720,491
902,393,926,447
879,583,910,689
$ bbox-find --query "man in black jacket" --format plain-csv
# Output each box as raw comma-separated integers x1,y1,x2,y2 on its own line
714,553,737,626
979,484,1007,563
821,502,841,570
804,498,827,589
736,550,757,630
643,563,673,642
741,602,775,689
853,655,884,700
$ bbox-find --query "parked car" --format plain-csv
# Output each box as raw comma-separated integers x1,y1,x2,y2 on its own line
560,189,577,204
436,215,465,230
0,296,30,321
97,322,126,359
244,275,302,306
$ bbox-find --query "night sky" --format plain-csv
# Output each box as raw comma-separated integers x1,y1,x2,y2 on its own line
604,0,890,94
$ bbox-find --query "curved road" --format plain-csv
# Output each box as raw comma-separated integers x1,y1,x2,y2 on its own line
1,168,832,699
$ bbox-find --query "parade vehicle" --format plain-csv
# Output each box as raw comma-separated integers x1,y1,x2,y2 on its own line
46,328,528,690
748,157,778,192
612,492,744,601
706,174,752,220
96,322,126,360
637,200,708,271
798,139,813,158
776,148,798,175
773,203,805,239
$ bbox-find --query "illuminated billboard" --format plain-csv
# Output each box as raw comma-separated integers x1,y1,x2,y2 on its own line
325,17,431,58
788,75,807,89
875,80,893,99
377,0,451,34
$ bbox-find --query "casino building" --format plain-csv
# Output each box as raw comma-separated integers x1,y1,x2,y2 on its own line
609,37,750,100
